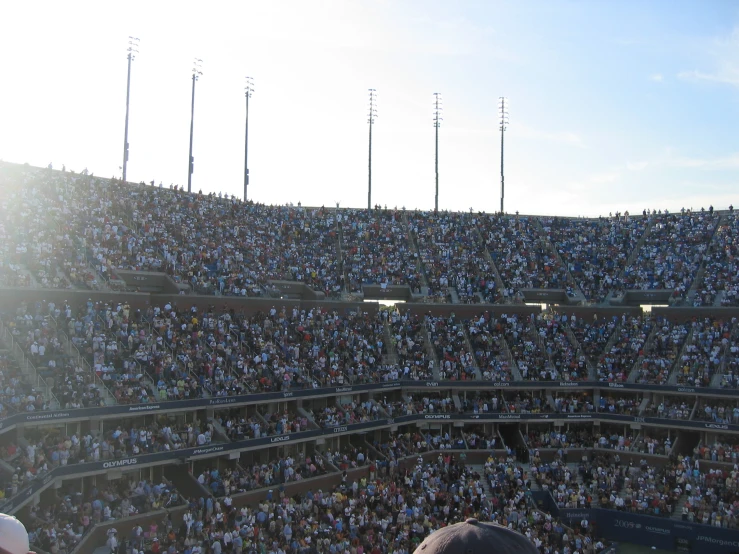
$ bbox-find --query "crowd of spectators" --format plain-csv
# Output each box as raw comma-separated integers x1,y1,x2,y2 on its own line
341,208,421,293
5,165,739,318
26,475,183,553
310,399,383,427
543,214,649,303
568,315,617,367
631,431,672,455
501,313,549,380
675,318,733,387
527,428,593,450
633,317,689,385
620,211,718,300
697,212,739,307
459,391,504,414
478,215,573,298
536,314,588,381
695,441,739,464
406,392,455,414
387,309,434,380
425,314,475,380
467,313,514,381
552,393,594,414
696,400,739,424
644,397,693,420
409,212,499,303
597,394,640,415
596,315,653,382
680,462,739,527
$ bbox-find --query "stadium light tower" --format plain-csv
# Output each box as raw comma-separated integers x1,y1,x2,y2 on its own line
122,36,139,183
367,89,378,210
498,96,509,214
187,58,203,193
433,93,443,212
244,76,254,202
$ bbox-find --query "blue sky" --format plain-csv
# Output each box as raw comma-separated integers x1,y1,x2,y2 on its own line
1,0,737,216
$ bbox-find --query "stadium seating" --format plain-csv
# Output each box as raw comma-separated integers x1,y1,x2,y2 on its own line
2,162,739,553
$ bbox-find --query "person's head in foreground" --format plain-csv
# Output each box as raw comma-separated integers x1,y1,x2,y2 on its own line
413,519,539,554
0,514,35,554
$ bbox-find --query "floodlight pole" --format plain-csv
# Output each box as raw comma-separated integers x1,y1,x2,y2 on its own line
499,97,509,214
433,93,443,212
187,58,203,193
244,77,254,202
122,37,139,183
368,89,377,210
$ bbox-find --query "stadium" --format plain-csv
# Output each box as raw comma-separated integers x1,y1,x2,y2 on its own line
0,161,738,554
2,1,739,553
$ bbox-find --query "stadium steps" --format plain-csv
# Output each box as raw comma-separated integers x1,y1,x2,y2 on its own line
16,266,41,288
638,396,651,415
470,225,509,301
75,236,113,291
626,324,659,384
498,332,523,381
449,288,461,303
531,218,586,302
451,393,462,411
401,212,431,293
713,291,727,307
671,493,690,521
422,326,442,380
459,324,482,379
594,320,624,380
468,463,495,500
521,463,541,491
570,463,600,507
604,215,658,305
666,326,695,386
0,321,59,408
684,213,723,305
684,266,707,306
382,320,400,366
710,324,739,387
562,323,596,379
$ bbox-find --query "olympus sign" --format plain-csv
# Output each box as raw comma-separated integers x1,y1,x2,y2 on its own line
103,458,138,469
492,383,510,387
424,415,451,419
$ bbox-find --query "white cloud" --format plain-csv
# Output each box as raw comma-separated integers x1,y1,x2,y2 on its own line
627,161,648,171
669,153,739,170
650,73,664,82
677,69,739,87
677,27,739,88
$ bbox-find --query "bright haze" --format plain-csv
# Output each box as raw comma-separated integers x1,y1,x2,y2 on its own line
1,0,737,216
